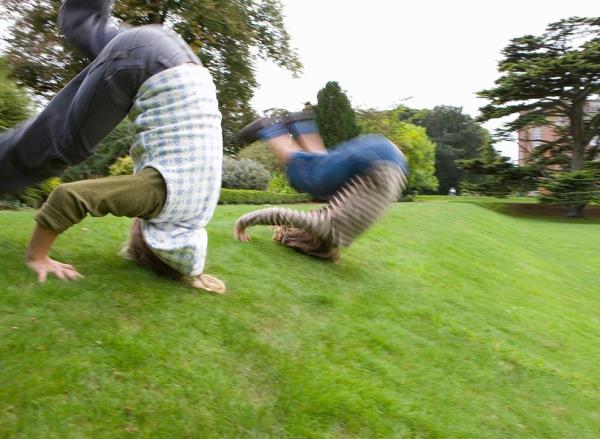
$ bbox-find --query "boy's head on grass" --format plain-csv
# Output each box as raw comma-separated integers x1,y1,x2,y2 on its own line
122,218,226,294
123,218,184,280
273,225,340,262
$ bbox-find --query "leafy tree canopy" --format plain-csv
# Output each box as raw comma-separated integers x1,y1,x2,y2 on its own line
0,57,32,132
1,0,302,155
358,108,438,192
418,106,490,195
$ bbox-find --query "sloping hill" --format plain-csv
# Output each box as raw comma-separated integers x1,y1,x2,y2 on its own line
1,203,599,438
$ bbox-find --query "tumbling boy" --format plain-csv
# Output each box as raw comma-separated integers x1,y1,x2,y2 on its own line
0,0,225,292
234,111,409,260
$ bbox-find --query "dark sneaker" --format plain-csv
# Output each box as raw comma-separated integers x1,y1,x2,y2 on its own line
284,109,316,124
237,115,290,144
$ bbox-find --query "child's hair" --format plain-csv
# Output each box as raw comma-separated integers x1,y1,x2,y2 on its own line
122,218,184,280
272,225,340,262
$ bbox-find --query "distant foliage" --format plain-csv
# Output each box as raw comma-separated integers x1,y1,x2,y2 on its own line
539,162,600,217
219,188,311,205
109,156,134,176
357,109,438,192
19,177,62,208
0,58,32,132
459,145,540,197
237,141,282,173
62,121,135,182
222,157,270,190
267,173,299,194
315,81,360,147
420,106,490,195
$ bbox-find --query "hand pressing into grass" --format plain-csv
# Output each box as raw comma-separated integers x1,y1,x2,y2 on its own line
26,256,83,283
25,223,82,283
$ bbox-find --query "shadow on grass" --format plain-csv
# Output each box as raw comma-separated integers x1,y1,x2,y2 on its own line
480,202,600,224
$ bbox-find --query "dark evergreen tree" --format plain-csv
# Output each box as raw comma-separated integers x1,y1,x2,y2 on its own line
420,106,490,195
539,162,600,217
315,81,360,147
477,17,600,216
459,145,540,197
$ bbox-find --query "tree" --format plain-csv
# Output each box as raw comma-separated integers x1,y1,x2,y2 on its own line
459,144,540,197
538,162,600,216
0,57,33,132
420,106,491,195
478,17,600,216
357,109,438,192
315,81,360,147
61,121,136,182
1,0,302,155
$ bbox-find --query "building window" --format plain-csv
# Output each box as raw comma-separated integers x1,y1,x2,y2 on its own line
532,127,542,147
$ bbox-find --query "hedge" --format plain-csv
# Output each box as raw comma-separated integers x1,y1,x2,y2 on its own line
219,189,312,205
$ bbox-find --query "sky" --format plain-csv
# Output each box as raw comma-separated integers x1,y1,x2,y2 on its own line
251,0,599,160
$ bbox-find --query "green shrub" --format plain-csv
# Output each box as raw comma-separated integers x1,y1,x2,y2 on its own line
222,157,271,190
0,58,32,132
219,189,312,204
237,141,283,173
19,177,63,208
267,172,298,194
109,156,134,176
62,121,135,182
39,177,62,196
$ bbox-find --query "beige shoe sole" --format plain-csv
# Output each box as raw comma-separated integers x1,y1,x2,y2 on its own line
189,274,226,294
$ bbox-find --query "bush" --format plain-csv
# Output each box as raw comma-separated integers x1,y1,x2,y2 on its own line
62,121,135,182
222,157,271,190
109,156,134,176
219,189,312,205
19,177,62,208
39,177,62,196
0,58,32,132
267,173,298,194
237,141,283,173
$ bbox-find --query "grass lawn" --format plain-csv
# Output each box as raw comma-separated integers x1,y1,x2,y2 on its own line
1,202,599,438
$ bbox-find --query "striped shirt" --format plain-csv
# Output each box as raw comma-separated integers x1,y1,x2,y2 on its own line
129,64,223,276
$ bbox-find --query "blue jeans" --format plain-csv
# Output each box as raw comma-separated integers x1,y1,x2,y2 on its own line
287,134,409,199
0,0,200,193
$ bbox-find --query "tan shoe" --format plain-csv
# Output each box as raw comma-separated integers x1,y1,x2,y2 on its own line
189,274,226,294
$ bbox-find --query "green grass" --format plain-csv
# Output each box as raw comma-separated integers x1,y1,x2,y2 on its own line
1,202,599,438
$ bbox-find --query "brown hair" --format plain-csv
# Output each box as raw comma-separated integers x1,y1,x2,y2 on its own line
272,225,340,262
122,218,184,281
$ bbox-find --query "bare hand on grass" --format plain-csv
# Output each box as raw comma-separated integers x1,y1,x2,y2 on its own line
26,257,83,283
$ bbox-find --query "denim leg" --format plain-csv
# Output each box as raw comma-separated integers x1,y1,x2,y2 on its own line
0,26,199,193
287,134,408,199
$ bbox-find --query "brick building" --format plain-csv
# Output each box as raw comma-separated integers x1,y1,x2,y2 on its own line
517,100,600,165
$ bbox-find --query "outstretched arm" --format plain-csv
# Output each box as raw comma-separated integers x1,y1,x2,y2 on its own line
25,168,166,282
26,225,82,282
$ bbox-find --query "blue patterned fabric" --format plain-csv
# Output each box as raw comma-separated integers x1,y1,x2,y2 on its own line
129,64,223,276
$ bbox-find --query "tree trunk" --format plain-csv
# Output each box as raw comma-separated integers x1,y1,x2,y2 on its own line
569,102,585,172
565,102,587,218
566,203,585,218
148,0,164,24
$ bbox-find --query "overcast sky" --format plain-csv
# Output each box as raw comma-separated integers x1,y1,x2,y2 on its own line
251,0,599,160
